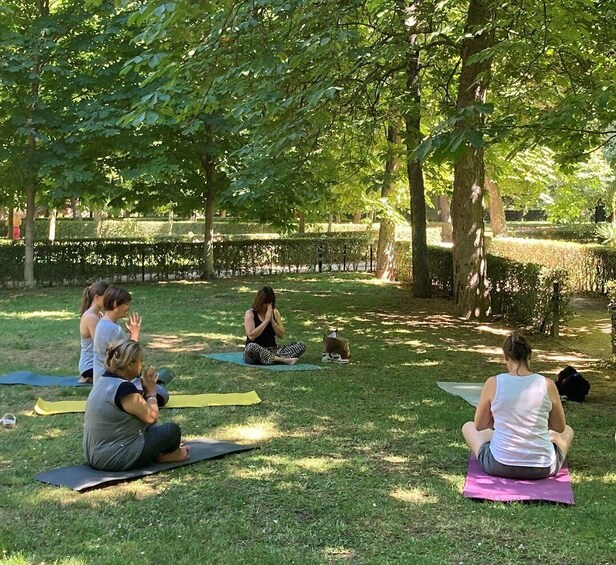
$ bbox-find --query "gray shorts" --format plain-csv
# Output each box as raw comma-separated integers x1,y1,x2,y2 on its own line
478,442,565,480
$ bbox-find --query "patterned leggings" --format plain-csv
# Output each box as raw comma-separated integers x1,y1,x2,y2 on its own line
244,342,307,365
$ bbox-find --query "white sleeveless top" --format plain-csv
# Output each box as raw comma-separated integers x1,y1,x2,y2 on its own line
490,373,556,468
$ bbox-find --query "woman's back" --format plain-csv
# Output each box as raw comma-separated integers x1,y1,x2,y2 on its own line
490,373,555,467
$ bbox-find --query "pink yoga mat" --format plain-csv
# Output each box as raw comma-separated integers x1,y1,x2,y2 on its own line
463,455,575,505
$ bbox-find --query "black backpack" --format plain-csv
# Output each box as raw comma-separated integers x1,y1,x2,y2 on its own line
555,366,590,402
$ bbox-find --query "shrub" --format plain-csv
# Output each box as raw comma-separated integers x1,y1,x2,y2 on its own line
394,242,569,331
487,236,616,294
0,236,373,287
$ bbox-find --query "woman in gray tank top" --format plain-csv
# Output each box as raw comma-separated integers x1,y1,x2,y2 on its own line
83,340,190,471
78,281,109,384
462,333,574,480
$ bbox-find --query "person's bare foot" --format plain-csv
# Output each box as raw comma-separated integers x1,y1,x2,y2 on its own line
280,357,298,365
78,376,93,384
157,445,191,463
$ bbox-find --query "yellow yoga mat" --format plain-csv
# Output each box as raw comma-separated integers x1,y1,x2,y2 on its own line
34,391,262,416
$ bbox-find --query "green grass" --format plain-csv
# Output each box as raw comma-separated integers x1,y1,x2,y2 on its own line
0,274,614,565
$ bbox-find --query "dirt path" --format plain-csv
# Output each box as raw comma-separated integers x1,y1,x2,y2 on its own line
557,295,611,361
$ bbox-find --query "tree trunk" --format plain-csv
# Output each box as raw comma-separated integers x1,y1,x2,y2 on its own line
200,149,217,279
93,208,104,237
403,1,431,297
328,214,333,232
353,211,362,224
298,211,306,233
24,179,36,288
485,177,507,236
451,0,495,319
220,210,227,219
168,209,174,235
71,197,80,219
438,195,451,223
376,124,401,280
7,207,14,240
48,208,57,241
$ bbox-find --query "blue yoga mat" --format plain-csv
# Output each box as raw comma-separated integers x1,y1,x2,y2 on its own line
201,352,324,371
0,371,89,387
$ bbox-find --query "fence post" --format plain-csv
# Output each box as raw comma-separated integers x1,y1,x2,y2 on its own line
369,244,373,272
343,243,347,272
141,249,146,282
550,280,560,339
610,302,616,363
317,244,323,273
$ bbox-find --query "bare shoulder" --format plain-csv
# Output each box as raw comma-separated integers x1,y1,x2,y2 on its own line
544,376,558,391
481,376,497,395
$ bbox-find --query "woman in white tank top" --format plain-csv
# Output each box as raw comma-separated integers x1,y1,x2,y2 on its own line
462,333,574,479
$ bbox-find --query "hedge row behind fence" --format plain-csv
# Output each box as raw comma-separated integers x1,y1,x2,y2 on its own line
0,236,374,287
394,242,569,331
487,237,616,294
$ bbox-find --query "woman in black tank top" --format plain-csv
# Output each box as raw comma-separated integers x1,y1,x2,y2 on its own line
243,286,307,365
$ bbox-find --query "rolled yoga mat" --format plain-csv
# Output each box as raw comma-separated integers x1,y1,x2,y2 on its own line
35,439,255,492
436,381,483,407
0,371,89,387
34,391,262,415
463,455,575,505
202,352,323,371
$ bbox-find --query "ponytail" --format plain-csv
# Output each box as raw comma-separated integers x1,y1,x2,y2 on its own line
80,281,110,316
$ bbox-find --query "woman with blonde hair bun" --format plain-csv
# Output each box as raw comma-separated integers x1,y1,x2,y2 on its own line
83,339,189,471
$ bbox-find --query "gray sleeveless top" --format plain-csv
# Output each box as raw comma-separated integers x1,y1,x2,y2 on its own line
83,375,145,471
78,336,93,375
92,318,125,385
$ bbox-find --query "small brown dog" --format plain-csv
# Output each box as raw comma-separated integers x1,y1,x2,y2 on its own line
322,330,350,363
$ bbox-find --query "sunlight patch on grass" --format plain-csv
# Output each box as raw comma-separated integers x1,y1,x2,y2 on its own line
409,360,441,367
216,421,281,443
295,456,345,473
382,455,409,464
147,333,229,352
323,547,355,560
390,487,438,505
31,428,69,440
476,325,512,336
0,310,74,320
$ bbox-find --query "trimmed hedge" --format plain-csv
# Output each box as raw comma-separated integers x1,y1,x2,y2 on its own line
487,237,616,294
31,218,278,240
394,242,570,330
0,236,373,287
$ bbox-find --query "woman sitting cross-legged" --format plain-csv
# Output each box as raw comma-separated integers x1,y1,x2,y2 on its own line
83,339,190,471
462,332,574,480
243,286,306,365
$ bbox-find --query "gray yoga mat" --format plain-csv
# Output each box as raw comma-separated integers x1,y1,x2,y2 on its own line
35,439,255,492
436,382,483,407
0,371,88,387
202,352,324,371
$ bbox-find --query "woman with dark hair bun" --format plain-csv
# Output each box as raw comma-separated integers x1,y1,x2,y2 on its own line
78,281,109,384
462,332,574,480
84,339,189,471
243,286,306,365
92,285,142,385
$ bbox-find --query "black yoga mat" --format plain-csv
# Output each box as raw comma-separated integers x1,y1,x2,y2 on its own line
35,439,255,492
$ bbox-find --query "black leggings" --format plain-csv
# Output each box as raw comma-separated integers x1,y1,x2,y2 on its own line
130,422,181,469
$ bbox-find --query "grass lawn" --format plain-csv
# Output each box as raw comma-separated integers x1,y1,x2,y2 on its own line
0,274,614,565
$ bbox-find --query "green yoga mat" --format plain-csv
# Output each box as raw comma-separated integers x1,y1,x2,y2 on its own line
35,439,255,491
202,352,324,371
